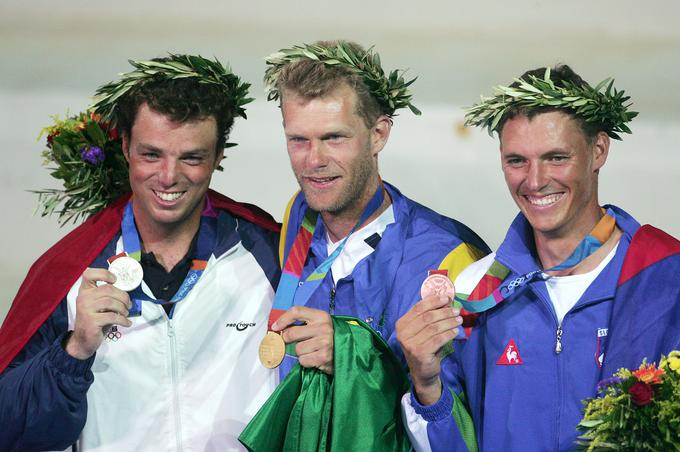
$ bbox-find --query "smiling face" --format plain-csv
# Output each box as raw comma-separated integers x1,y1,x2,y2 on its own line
499,111,610,242
123,103,222,237
281,84,390,221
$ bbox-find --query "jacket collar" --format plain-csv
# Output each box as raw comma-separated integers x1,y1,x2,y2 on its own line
495,205,641,305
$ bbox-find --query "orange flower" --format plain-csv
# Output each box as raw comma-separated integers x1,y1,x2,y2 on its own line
633,363,665,385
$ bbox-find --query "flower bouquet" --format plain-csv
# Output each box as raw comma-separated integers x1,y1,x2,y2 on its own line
578,351,680,451
34,110,129,225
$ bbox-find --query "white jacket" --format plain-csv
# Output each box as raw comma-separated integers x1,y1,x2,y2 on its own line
65,233,278,451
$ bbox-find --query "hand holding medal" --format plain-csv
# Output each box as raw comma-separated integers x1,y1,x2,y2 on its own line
395,269,462,406
107,254,144,292
64,268,133,360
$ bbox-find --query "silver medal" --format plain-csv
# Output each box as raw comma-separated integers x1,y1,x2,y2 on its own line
108,256,143,291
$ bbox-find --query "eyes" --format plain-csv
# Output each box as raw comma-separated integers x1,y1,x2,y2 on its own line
180,154,206,165
138,150,207,166
504,154,571,168
287,133,348,147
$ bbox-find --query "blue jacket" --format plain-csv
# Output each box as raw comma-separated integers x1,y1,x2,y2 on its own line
278,182,489,377
0,203,280,451
404,205,680,451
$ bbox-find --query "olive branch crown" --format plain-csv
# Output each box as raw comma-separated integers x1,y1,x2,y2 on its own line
464,67,638,140
91,53,253,147
264,42,421,117
34,54,252,225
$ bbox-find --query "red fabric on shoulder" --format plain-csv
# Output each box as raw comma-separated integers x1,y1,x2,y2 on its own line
618,225,680,286
0,194,130,373
207,189,280,233
0,191,280,373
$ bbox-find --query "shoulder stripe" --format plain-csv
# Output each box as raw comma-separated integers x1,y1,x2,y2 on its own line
279,191,301,269
618,225,680,286
438,243,490,338
438,243,488,282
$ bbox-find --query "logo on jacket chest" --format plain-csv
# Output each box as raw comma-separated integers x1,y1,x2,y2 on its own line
497,339,523,365
225,321,257,331
596,327,608,368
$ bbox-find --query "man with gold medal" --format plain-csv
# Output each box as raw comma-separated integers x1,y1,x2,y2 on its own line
241,40,489,451
399,65,680,451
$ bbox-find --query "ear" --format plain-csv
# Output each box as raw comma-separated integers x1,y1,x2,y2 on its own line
122,132,131,163
370,115,392,156
591,131,610,172
214,147,225,171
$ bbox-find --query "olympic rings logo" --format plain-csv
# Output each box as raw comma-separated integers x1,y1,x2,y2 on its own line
106,327,122,342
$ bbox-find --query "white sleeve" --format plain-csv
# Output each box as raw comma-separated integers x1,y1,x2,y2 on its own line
401,392,433,452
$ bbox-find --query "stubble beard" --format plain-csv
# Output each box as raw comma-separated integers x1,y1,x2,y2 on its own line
300,154,376,217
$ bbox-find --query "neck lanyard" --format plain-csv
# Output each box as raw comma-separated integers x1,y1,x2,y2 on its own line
455,208,617,313
268,184,385,329
111,200,215,316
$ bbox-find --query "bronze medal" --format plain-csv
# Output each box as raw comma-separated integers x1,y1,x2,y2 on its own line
259,331,286,368
420,273,456,300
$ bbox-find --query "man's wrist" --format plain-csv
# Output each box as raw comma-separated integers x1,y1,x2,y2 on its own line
63,331,95,360
412,377,443,406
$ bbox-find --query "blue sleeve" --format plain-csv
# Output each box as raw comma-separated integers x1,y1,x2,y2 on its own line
0,299,94,451
402,337,479,452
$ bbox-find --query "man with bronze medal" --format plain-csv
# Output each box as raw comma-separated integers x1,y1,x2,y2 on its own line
240,41,489,450
0,55,281,450
400,65,680,450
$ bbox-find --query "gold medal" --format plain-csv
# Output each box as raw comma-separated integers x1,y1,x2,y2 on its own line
259,331,286,368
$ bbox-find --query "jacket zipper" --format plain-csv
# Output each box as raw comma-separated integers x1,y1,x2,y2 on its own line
167,319,183,451
555,322,563,354
554,315,570,451
329,286,336,314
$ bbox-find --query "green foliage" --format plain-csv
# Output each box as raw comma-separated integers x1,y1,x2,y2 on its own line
464,67,638,140
91,53,253,123
33,111,129,225
577,352,680,451
264,42,421,117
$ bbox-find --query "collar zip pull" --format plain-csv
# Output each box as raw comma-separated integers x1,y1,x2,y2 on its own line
555,325,563,354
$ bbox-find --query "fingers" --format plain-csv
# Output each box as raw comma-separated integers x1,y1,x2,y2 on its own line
271,306,329,331
272,307,334,374
281,321,333,344
397,295,460,340
90,296,131,318
82,267,117,288
99,311,133,328
89,284,132,309
295,333,334,375
75,270,134,330
296,337,333,366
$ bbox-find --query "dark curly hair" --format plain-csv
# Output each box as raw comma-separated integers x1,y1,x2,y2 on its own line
115,60,237,152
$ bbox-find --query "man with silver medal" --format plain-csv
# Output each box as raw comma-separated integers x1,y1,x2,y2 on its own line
0,55,281,451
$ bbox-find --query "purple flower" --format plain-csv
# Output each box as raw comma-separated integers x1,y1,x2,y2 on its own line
596,376,623,394
80,146,105,165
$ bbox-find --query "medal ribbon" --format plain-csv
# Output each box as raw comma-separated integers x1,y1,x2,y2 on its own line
455,208,617,313
111,200,215,316
268,184,386,330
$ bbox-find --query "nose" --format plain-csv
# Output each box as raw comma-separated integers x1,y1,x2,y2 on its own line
307,140,328,168
526,161,549,191
158,158,178,187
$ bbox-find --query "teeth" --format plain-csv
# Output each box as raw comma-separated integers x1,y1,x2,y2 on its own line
310,177,336,183
527,193,563,206
155,191,184,201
